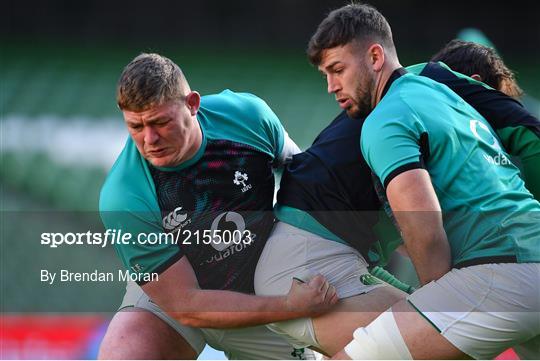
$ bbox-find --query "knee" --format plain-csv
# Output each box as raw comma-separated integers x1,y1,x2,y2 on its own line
344,310,412,360
98,309,197,360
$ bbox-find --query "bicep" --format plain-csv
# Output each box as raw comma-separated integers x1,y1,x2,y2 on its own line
386,169,443,238
386,169,441,212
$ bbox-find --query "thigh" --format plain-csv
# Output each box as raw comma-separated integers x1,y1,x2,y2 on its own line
405,263,540,359
254,221,311,297
99,280,205,359
99,309,199,360
255,221,383,299
392,300,468,360
256,222,408,355
202,324,315,360
313,285,406,356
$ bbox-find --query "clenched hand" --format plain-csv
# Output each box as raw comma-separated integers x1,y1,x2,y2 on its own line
285,274,338,317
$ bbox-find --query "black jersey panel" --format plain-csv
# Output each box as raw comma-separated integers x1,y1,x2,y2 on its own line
151,139,275,293
420,62,540,137
277,112,381,256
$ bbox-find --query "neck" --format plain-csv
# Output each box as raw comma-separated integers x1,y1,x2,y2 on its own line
372,61,402,108
184,117,203,162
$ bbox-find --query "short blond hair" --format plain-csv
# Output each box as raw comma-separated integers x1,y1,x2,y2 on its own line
116,53,190,111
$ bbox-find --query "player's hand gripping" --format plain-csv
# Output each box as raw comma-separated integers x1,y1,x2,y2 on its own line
285,274,338,317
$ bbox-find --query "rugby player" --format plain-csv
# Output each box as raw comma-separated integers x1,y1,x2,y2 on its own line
98,53,337,360
254,41,540,361
370,45,540,269
429,39,540,199
302,4,539,359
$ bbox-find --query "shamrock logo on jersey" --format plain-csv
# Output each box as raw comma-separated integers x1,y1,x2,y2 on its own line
233,171,249,187
233,171,252,192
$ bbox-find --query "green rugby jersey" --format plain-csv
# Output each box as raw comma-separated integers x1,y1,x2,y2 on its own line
361,70,540,266
408,62,540,200
99,90,294,292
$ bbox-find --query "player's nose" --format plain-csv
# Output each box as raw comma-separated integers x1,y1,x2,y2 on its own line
327,75,340,94
144,126,160,145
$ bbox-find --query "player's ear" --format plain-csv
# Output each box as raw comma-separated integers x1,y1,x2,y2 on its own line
185,91,201,115
368,43,385,72
470,74,483,82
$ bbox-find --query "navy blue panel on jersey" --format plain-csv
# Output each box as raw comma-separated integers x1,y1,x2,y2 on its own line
277,111,381,256
419,62,540,137
278,62,540,262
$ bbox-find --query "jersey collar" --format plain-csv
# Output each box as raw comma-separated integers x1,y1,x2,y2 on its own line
381,67,408,99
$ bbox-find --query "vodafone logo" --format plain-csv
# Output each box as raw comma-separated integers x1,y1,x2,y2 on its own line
209,211,246,251
469,119,501,151
469,119,511,166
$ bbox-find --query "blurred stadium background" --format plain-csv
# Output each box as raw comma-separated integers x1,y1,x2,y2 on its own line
2,0,539,359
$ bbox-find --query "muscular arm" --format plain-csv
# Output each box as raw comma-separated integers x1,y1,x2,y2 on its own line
386,169,451,285
142,256,337,328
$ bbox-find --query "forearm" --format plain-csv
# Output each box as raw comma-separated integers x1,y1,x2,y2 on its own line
165,289,306,329
402,227,451,285
386,170,452,286
143,256,336,329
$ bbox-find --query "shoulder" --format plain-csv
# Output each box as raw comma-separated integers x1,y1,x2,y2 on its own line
201,90,275,122
362,75,435,145
415,61,493,91
382,73,463,116
200,89,281,136
198,90,284,157
404,62,428,75
365,75,421,125
99,138,156,213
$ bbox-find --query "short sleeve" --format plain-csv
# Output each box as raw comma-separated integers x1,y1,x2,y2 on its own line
99,140,183,283
242,93,288,161
200,90,293,161
361,108,426,188
100,197,183,284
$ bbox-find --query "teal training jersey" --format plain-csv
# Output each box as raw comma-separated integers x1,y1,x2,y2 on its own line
361,70,540,266
99,90,290,292
408,62,540,200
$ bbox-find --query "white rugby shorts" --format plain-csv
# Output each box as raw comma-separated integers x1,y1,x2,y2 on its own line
408,263,540,360
119,280,315,360
254,221,386,349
